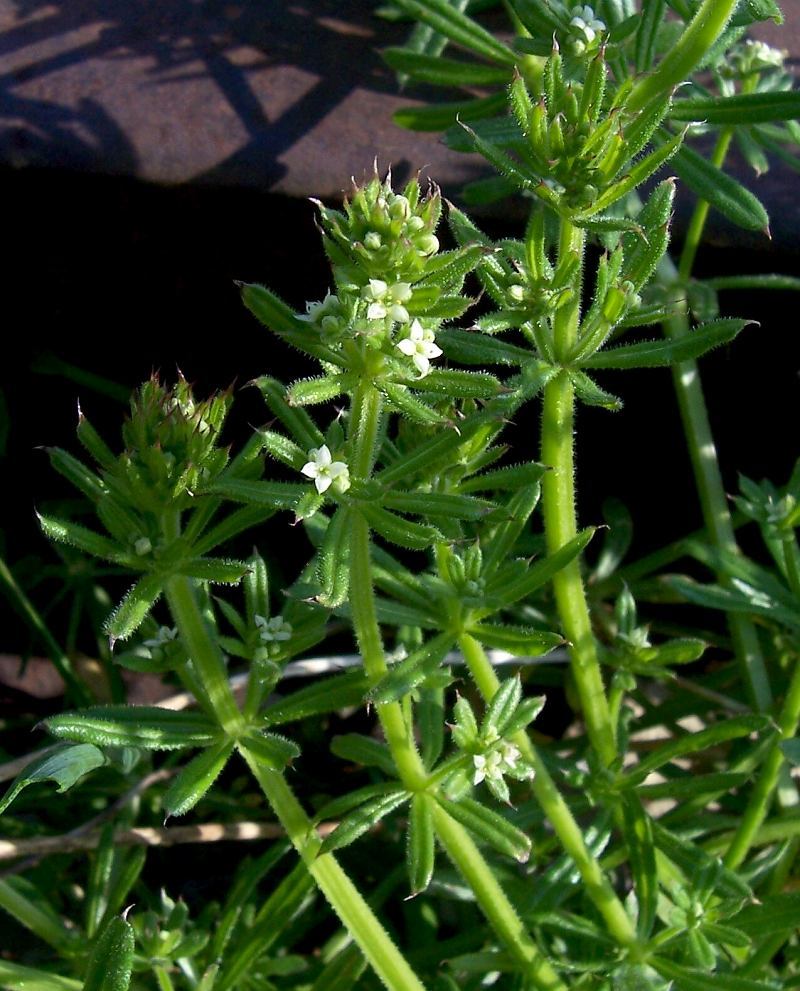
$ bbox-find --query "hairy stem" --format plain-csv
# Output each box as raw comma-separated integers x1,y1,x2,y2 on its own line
348,384,563,987
724,659,800,870
430,804,568,991
459,633,638,949
540,219,616,767
241,751,427,991
164,554,425,991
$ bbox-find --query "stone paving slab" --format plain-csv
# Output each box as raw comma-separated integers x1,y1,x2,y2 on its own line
0,0,798,245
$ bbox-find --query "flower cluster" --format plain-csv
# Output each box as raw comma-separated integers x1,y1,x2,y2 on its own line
724,38,785,78
566,4,605,56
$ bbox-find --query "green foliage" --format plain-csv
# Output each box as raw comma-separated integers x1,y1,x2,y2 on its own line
6,2,800,990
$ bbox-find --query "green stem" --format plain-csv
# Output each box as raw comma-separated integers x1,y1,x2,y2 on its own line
347,384,562,985
541,219,616,768
164,553,424,991
351,512,428,788
459,634,638,949
241,750,427,991
658,116,772,712
430,804,568,991
164,575,243,735
724,659,800,870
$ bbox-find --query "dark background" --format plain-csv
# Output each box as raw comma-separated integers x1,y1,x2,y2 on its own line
2,164,797,578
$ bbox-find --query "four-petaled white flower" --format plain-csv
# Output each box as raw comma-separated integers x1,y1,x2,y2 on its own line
569,4,605,52
363,279,413,323
473,741,531,787
301,445,351,495
255,615,293,643
396,319,442,377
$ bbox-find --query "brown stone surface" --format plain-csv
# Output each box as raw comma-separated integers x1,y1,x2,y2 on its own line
0,0,798,243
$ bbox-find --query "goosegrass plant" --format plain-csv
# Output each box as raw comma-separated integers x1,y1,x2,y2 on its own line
2,0,800,988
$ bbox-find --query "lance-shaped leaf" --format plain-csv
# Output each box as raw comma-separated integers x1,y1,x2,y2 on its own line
469,622,563,657
445,116,524,153
571,370,623,411
253,376,325,449
705,273,800,292
635,0,666,72
586,129,684,217
330,734,396,777
240,284,341,364
361,505,444,551
162,739,235,819
242,731,300,771
437,328,530,366
382,48,511,87
0,743,106,816
481,676,521,738
418,243,488,291
389,0,516,65
46,447,106,502
178,557,249,584
383,490,495,522
651,958,774,991
0,960,81,990
417,368,503,399
377,412,490,485
240,283,305,333
192,505,276,557
381,383,447,426
262,670,370,727
45,706,221,750
244,550,270,627
288,375,348,407
460,462,546,496
259,430,306,470
37,513,129,565
620,179,676,292
210,478,308,511
620,792,657,939
436,796,531,863
503,694,546,736
733,893,800,940
82,916,135,991
620,714,769,788
317,507,351,608
314,782,405,825
394,92,508,132
637,771,747,801
105,575,164,642
653,822,752,904
482,528,596,611
318,789,411,855
408,793,436,895
671,91,800,126
77,409,116,470
369,632,455,705
481,486,542,576
669,142,769,232
576,318,749,370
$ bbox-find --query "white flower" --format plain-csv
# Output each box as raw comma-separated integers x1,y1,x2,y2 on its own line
255,614,293,643
569,4,605,51
300,445,350,494
396,319,443,377
473,750,504,786
364,280,413,323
